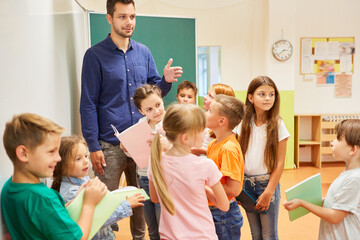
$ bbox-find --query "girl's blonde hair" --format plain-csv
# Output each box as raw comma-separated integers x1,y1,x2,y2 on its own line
151,104,206,215
239,76,280,172
335,119,360,147
212,83,235,97
51,135,87,192
133,84,162,110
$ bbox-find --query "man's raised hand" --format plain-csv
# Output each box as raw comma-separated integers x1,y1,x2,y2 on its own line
163,58,183,83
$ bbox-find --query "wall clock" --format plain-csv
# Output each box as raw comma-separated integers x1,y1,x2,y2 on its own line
272,40,293,61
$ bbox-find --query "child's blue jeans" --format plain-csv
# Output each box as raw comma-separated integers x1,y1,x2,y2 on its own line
138,175,161,240
243,174,281,240
210,201,243,240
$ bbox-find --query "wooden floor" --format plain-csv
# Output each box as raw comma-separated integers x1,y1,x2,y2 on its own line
115,162,345,240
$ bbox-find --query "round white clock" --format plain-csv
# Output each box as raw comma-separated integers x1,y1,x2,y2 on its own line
272,40,293,61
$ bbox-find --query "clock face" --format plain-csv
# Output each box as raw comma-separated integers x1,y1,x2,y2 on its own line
272,40,293,61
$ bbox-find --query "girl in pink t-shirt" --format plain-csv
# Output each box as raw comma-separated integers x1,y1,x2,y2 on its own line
148,104,229,240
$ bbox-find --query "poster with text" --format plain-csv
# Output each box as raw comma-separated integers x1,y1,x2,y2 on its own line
335,74,352,97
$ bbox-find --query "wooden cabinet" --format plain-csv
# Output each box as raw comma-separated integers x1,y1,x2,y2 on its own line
294,114,360,168
294,115,321,168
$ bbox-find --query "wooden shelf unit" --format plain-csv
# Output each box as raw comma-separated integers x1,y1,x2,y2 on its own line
321,120,337,155
295,115,321,168
295,114,360,168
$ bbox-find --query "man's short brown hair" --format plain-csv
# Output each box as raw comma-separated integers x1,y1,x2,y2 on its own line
107,0,135,17
3,113,65,162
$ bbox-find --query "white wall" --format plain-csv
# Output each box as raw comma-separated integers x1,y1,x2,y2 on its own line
294,0,360,114
0,0,87,179
267,0,296,90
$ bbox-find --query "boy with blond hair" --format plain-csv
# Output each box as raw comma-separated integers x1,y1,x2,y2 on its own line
1,113,107,240
176,80,197,104
205,94,245,240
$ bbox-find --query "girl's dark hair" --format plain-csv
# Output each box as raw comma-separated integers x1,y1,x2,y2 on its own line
239,76,280,172
51,135,87,192
133,84,162,110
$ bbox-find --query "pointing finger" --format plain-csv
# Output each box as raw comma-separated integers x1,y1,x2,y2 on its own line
166,58,173,68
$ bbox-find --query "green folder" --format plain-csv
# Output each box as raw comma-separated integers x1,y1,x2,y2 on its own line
285,173,322,221
66,186,149,239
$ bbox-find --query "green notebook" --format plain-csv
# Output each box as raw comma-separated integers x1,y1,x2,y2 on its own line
67,186,149,239
285,173,322,221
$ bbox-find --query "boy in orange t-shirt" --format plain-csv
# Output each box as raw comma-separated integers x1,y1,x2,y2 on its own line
205,94,245,240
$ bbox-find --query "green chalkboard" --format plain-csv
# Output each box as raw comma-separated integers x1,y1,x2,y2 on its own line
89,13,196,106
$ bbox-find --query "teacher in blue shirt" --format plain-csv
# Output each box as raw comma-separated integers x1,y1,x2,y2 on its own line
80,0,182,239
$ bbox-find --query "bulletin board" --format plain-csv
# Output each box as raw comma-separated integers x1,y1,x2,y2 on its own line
300,37,355,97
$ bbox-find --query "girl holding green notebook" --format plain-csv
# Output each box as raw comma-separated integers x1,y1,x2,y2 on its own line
52,135,145,240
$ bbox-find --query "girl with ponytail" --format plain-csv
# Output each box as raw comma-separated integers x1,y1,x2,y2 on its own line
148,103,229,240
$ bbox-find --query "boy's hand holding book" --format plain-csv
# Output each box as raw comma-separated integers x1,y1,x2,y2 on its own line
83,177,107,206
283,199,303,211
283,173,322,221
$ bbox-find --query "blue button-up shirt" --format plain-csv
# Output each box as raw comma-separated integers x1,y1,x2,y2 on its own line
80,35,171,152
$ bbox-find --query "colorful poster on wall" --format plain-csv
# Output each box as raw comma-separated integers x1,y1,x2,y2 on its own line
317,72,335,85
315,60,335,85
300,37,355,79
316,60,335,73
335,74,352,97
317,73,326,85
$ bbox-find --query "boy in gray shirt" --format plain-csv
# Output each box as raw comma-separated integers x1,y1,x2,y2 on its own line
284,119,360,240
